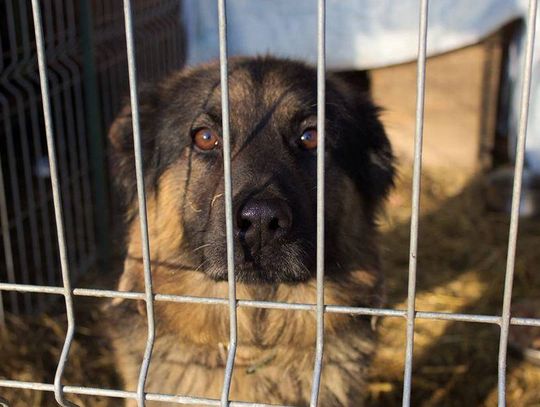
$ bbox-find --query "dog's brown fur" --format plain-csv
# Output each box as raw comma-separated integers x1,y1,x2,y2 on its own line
108,57,393,406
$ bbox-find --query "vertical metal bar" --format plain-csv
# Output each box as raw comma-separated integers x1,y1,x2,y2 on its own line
0,293,3,327
65,0,97,261
112,0,126,107
402,1,429,406
0,155,17,317
52,0,86,272
3,0,33,312
6,0,46,310
30,1,77,406
80,0,109,267
3,105,32,312
122,1,156,406
97,0,114,132
497,1,538,405
0,39,16,319
310,1,326,406
98,60,113,130
0,26,18,314
43,0,79,274
217,1,238,405
16,0,57,289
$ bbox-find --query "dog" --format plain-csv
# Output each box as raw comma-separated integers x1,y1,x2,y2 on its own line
108,56,394,406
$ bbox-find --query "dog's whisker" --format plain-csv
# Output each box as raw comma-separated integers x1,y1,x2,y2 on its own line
188,200,203,212
192,243,212,253
194,258,210,273
211,193,224,207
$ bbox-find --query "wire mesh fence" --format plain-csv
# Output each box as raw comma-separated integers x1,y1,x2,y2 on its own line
0,0,539,406
0,0,96,316
0,0,183,317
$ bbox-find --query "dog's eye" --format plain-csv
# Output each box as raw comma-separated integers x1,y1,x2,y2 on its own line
193,128,219,151
299,128,318,150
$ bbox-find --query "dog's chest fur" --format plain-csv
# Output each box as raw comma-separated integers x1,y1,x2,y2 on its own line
112,300,375,407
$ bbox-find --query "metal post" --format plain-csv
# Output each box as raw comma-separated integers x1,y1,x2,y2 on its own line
402,1,429,406
217,1,238,405
122,1,156,405
310,0,326,406
80,0,110,269
30,1,78,405
497,0,538,405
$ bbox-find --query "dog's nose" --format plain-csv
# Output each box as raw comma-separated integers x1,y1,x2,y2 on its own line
236,198,292,249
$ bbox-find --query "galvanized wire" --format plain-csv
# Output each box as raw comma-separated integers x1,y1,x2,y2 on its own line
42,0,79,280
402,1,429,406
51,0,87,271
0,156,17,316
2,0,33,312
0,14,19,317
5,0,47,311
217,1,239,405
0,0,182,319
497,0,538,405
2,281,540,327
310,0,326,406
0,0,99,316
30,1,77,406
0,1,538,406
15,0,59,292
122,1,156,406
64,0,97,262
0,379,293,407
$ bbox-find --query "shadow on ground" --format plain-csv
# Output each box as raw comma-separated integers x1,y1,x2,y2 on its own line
367,170,540,407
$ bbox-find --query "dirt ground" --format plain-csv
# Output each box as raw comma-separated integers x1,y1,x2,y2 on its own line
1,41,540,406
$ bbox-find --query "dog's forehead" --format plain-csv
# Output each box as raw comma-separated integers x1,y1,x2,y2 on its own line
199,63,318,131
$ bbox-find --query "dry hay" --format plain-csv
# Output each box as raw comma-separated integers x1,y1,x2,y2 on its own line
0,298,120,406
0,167,539,406
368,168,540,406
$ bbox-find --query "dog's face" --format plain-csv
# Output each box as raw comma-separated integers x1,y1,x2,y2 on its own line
110,57,394,286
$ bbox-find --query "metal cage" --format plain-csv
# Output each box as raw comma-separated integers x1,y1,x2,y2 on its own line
1,0,539,406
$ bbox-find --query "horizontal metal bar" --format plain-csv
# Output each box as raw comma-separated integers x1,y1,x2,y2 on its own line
1,283,539,327
0,380,292,407
510,317,540,327
416,311,499,324
326,305,404,317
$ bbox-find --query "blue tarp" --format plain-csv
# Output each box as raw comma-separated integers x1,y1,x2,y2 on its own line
183,0,540,172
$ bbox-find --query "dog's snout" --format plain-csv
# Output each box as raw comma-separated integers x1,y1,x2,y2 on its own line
236,198,292,249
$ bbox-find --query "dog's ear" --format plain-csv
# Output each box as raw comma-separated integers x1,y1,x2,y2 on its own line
357,99,395,208
108,86,161,205
331,73,395,215
332,70,372,96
